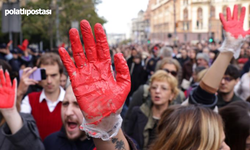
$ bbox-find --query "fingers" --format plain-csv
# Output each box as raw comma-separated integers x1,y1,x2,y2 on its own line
23,67,37,78
69,28,87,68
226,7,232,21
80,20,97,62
247,29,250,35
26,79,38,85
0,69,5,87
219,13,226,26
5,71,11,87
239,7,246,24
12,78,17,89
232,5,238,20
114,53,131,88
58,47,77,77
94,23,111,61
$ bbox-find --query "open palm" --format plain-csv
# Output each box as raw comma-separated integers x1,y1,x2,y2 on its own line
219,5,250,38
59,20,131,125
0,70,16,109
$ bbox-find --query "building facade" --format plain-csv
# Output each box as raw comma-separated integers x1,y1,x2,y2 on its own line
145,0,250,44
131,10,148,44
107,33,126,46
149,0,180,44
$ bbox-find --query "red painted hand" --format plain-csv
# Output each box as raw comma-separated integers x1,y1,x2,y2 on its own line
18,39,29,51
0,70,17,109
219,5,250,39
59,20,131,125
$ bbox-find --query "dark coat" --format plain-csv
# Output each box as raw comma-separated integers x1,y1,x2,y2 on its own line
44,127,95,150
128,63,147,100
44,126,138,150
182,59,194,80
241,59,250,77
125,100,157,150
0,113,44,150
146,57,160,75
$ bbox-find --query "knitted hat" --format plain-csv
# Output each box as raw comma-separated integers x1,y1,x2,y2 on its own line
196,53,210,64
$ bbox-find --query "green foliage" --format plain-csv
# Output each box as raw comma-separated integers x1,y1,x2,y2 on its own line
20,0,106,49
22,0,53,48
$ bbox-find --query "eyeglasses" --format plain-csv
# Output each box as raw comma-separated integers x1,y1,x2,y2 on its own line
163,69,177,77
222,77,233,82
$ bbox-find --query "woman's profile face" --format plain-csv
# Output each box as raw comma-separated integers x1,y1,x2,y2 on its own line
150,80,174,106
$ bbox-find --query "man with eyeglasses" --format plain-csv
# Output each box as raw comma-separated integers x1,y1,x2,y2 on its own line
217,65,243,108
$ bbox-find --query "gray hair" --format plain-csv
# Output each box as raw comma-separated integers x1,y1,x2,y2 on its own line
158,47,173,58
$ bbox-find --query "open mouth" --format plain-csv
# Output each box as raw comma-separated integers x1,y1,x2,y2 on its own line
154,96,160,101
67,122,77,129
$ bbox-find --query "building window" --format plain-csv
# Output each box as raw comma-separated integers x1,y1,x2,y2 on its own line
183,8,188,20
183,0,188,5
183,22,189,31
198,8,202,19
210,6,215,18
197,7,203,29
222,5,227,17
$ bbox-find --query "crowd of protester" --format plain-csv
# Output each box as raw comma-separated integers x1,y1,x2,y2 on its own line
0,4,250,150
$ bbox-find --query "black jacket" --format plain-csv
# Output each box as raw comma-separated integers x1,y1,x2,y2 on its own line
0,113,44,150
44,127,95,150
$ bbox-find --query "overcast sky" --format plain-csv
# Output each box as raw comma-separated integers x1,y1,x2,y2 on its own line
96,0,149,34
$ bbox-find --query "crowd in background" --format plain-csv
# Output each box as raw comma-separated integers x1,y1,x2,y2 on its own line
0,16,250,149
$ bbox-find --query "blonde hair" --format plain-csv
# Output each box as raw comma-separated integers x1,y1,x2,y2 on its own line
150,105,224,150
155,58,182,87
149,70,179,99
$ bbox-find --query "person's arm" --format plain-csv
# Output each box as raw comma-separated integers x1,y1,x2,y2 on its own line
93,129,130,150
2,113,45,150
59,20,131,149
0,70,22,134
200,52,233,93
0,69,44,150
189,5,250,109
201,5,250,93
17,67,38,103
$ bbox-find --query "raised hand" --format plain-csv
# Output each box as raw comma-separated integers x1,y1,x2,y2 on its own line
17,67,38,103
219,5,250,58
0,69,17,109
59,20,131,126
220,5,250,38
18,39,29,51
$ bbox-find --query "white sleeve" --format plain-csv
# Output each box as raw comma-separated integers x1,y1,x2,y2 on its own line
234,79,240,95
20,95,32,113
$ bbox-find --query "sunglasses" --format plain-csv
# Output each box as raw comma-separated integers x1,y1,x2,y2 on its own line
163,69,177,77
222,77,233,82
